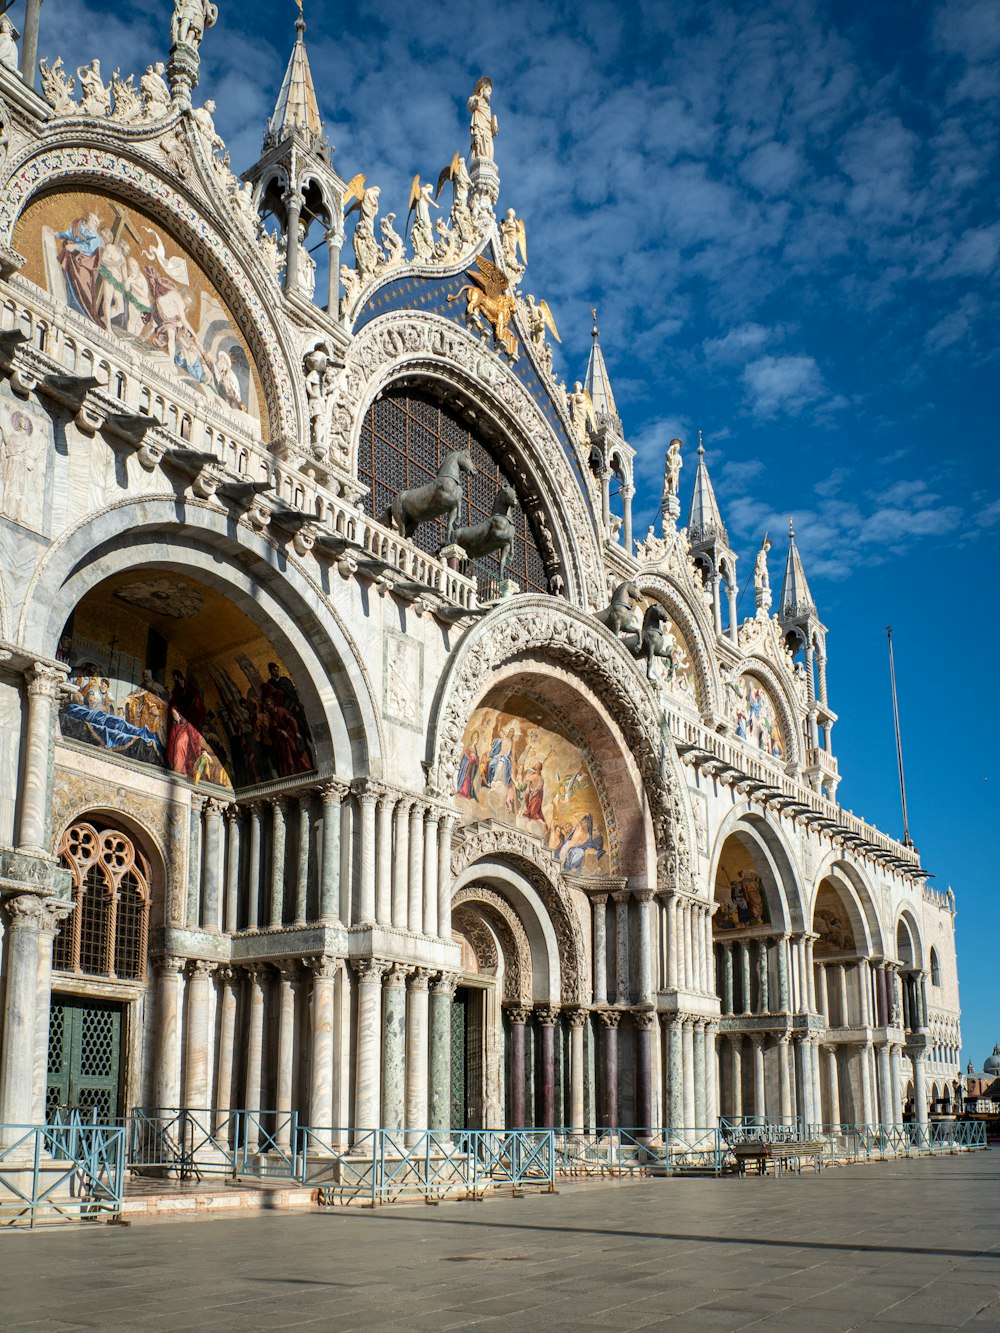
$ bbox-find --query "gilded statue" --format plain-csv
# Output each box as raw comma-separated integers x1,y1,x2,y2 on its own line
446,255,518,357
467,76,498,161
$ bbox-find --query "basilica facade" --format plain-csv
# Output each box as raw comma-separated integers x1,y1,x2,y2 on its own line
0,3,962,1149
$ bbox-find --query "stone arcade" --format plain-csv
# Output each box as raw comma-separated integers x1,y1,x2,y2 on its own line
0,3,963,1164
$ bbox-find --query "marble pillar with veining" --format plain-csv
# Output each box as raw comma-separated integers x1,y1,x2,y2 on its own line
381,964,409,1132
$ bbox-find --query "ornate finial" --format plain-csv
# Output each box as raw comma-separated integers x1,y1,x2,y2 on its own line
697,427,704,458
295,0,305,32
789,515,795,539
591,307,599,339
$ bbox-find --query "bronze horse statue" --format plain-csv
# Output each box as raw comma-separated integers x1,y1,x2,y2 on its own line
384,448,476,543
452,483,518,579
595,580,642,636
626,603,676,681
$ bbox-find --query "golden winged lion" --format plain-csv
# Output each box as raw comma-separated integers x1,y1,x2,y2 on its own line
447,255,518,357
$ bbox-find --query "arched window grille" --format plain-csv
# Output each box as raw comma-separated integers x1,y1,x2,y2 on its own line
54,822,150,982
930,947,941,987
358,385,551,597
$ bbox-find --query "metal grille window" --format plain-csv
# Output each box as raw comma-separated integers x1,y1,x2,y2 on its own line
358,386,550,597
56,822,150,982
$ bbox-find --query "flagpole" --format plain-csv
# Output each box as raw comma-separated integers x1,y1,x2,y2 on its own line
886,626,913,848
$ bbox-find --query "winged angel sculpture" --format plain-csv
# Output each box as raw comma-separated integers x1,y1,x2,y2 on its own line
447,256,518,357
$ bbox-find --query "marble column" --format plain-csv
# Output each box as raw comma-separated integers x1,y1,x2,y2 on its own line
391,799,411,930
309,958,338,1141
17,664,65,857
152,955,185,1111
876,963,889,1027
816,963,829,1024
666,1017,683,1128
592,895,609,1005
200,799,224,932
274,965,298,1151
32,903,64,1124
740,942,752,1015
404,969,431,1140
223,809,241,934
614,891,630,1006
210,969,238,1132
567,1009,586,1130
913,1050,928,1127
246,803,264,930
243,968,267,1152
837,964,849,1028
682,902,693,989
381,964,409,1131
507,1007,529,1128
749,1036,765,1121
692,1019,706,1127
356,789,378,926
722,944,734,1014
269,797,287,928
352,960,387,1135
429,973,459,1134
730,1037,743,1118
666,895,679,990
283,190,302,292
422,812,439,938
877,1044,892,1125
187,796,205,927
889,1044,902,1125
778,1035,793,1124
183,961,214,1108
681,1019,696,1127
407,804,424,934
636,890,654,1006
635,1012,655,1135
825,1045,840,1126
536,1007,558,1128
437,814,456,942
859,960,873,1027
705,1022,721,1128
375,793,395,927
860,1040,874,1124
804,934,817,1011
599,1010,621,1128
757,940,770,1014
319,782,345,924
777,935,790,1011
293,795,312,926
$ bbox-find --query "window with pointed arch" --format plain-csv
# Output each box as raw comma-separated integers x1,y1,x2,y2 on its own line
930,947,942,988
54,822,151,982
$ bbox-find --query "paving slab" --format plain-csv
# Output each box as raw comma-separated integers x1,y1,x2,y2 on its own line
1,1148,998,1331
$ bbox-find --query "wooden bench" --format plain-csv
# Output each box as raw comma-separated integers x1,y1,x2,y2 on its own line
730,1140,826,1176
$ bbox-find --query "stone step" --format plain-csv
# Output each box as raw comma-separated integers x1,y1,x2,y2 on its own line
122,1181,319,1218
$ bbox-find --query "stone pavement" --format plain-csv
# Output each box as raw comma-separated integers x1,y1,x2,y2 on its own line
2,1149,998,1332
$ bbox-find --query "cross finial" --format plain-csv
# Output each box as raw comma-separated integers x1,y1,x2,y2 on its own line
295,0,306,33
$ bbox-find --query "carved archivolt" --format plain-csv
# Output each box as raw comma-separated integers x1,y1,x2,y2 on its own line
433,597,696,893
634,572,722,718
724,654,801,768
0,145,299,444
453,888,530,1004
332,311,605,605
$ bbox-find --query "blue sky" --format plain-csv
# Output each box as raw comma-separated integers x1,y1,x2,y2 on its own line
22,0,1000,1065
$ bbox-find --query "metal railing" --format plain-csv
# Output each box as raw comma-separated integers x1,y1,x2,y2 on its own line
0,1121,126,1226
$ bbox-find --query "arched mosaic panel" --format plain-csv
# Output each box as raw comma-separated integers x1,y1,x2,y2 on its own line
729,672,786,759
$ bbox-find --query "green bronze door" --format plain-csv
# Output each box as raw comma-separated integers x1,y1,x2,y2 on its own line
450,988,468,1131
46,995,123,1122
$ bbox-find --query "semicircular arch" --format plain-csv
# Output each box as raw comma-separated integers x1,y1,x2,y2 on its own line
633,572,721,717
709,804,806,931
810,853,884,958
726,655,801,767
17,496,383,778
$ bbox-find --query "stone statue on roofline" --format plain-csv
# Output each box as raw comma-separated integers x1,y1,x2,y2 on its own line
0,16,18,73
172,0,219,51
468,76,498,162
754,533,772,616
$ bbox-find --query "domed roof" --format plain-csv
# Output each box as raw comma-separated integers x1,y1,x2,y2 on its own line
984,1044,1000,1075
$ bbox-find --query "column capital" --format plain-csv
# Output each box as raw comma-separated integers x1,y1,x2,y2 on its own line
590,892,609,909
633,887,656,904
564,1007,588,1029
350,957,390,983
596,1008,622,1029
223,804,243,824
634,1011,658,1031
304,954,342,981
423,808,442,828
276,959,303,983
242,964,271,987
215,965,239,987
504,1004,531,1025
749,1033,765,1049
153,952,188,976
431,970,460,997
353,784,381,809
320,778,350,806
269,794,288,814
204,797,229,819
385,962,411,989
534,1005,560,1027
186,958,216,979
407,966,432,992
611,889,631,906
26,661,69,699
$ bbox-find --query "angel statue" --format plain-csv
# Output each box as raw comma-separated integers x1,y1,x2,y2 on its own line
468,76,498,161
379,212,405,267
524,293,560,351
343,173,384,281
447,255,518,357
436,151,471,215
500,209,527,275
568,381,597,443
407,176,438,264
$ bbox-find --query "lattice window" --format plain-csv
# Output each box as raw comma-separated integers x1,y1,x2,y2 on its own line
56,822,151,982
359,386,551,597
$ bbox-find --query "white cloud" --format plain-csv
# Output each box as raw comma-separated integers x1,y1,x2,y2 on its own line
741,355,830,419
